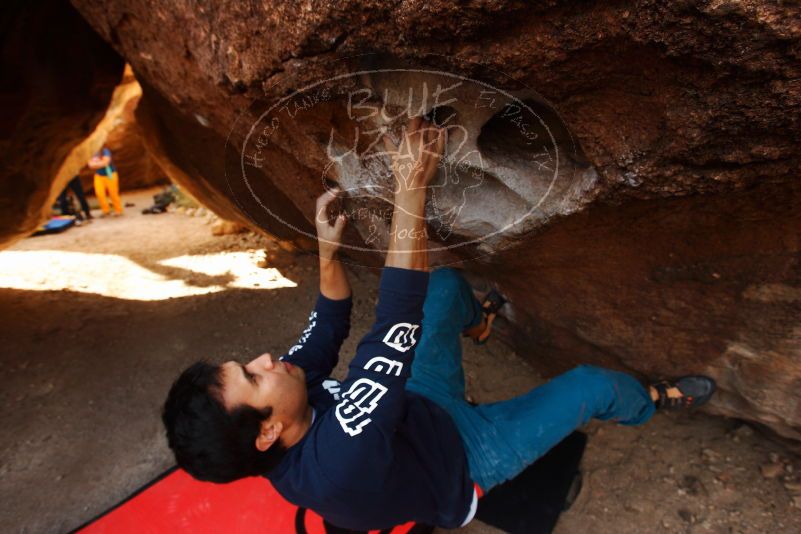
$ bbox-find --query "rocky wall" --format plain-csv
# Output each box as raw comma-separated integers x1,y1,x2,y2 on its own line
45,0,801,437
74,88,168,194
0,0,123,245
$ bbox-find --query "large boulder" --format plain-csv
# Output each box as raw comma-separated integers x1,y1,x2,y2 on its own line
0,0,123,246
62,1,801,439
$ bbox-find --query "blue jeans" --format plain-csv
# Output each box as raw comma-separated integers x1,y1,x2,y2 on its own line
406,268,655,490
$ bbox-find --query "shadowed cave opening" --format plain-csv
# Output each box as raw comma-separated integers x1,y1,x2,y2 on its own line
477,98,590,169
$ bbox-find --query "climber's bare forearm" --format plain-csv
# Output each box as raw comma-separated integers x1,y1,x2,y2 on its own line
382,116,444,272
315,190,351,300
385,190,429,271
319,256,351,300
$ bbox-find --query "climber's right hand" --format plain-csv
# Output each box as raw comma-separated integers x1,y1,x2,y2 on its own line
315,189,347,260
383,116,445,196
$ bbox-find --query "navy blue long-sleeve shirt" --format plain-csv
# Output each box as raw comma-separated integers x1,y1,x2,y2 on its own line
270,268,474,530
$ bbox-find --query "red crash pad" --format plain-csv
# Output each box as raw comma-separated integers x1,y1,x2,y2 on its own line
75,467,426,534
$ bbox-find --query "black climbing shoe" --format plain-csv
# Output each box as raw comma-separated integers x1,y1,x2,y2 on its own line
651,376,717,410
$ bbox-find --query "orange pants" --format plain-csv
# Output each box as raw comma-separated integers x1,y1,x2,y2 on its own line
94,171,122,214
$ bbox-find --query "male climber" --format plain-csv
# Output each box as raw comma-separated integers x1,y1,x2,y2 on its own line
162,116,716,530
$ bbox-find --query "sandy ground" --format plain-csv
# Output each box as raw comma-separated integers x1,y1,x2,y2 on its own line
1,188,800,533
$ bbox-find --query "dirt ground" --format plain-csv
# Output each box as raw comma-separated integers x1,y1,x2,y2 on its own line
1,188,799,533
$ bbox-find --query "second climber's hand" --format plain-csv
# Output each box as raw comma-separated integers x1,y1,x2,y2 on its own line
315,189,347,260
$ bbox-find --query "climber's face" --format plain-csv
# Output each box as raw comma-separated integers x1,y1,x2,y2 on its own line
218,353,308,450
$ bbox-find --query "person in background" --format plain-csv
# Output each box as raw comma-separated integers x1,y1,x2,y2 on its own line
57,175,93,220
88,146,123,216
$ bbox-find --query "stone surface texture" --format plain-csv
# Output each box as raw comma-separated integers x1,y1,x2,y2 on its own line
54,67,167,208
20,0,801,437
74,80,168,193
0,0,123,246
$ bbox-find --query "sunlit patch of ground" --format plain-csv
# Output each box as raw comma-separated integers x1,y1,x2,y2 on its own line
0,249,296,300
